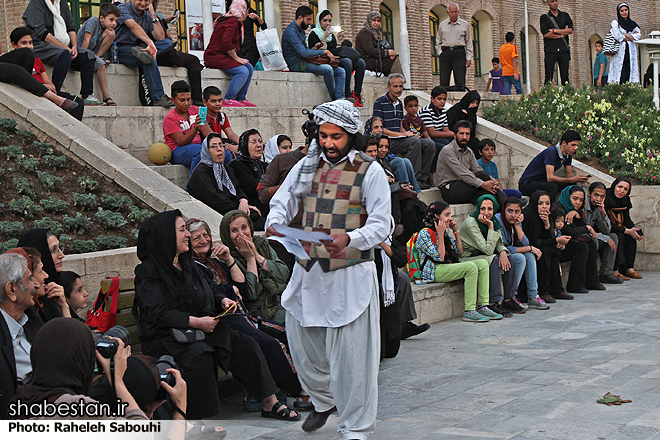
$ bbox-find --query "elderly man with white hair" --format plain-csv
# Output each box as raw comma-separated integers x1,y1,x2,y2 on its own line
0,251,41,419
266,99,390,439
435,2,472,88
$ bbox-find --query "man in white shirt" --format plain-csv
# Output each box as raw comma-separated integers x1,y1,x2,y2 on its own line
0,251,40,419
266,100,390,440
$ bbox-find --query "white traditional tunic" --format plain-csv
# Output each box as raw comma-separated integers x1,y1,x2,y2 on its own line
608,20,641,84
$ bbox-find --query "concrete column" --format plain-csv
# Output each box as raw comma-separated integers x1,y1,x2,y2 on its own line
202,0,213,49
264,0,275,29
318,0,328,14
398,0,411,88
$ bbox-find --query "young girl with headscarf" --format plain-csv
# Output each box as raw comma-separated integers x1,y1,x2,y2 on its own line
608,3,641,84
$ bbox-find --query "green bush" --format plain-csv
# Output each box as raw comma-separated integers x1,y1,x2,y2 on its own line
0,239,19,253
128,206,152,224
482,83,660,184
43,155,67,168
95,235,128,250
62,213,93,234
33,141,54,156
40,196,70,212
70,240,98,254
95,208,127,229
0,131,7,145
15,130,35,141
131,228,140,240
77,176,99,191
101,194,132,210
0,118,17,132
9,196,43,218
73,193,97,209
59,234,72,243
33,217,64,235
17,157,40,172
0,221,24,237
1,145,23,160
37,171,63,191
13,177,36,199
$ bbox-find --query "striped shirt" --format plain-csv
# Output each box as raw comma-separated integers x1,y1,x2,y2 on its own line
417,103,448,132
373,93,404,132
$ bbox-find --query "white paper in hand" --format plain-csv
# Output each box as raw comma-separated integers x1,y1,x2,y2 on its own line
267,236,310,260
271,224,333,243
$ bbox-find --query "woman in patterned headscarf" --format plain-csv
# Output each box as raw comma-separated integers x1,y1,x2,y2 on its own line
354,10,404,77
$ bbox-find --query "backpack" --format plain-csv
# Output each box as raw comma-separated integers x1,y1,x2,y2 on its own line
406,228,436,282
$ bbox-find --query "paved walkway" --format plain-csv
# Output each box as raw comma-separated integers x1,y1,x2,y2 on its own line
215,272,660,440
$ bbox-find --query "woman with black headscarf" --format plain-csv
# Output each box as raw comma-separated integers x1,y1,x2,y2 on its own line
133,210,299,421
17,229,70,321
9,318,147,419
229,129,269,218
608,3,641,84
446,90,481,158
605,177,643,279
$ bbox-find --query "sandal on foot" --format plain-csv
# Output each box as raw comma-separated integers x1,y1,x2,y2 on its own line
103,97,117,106
261,403,300,421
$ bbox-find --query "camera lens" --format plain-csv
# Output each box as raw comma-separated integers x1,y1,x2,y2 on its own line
95,325,130,358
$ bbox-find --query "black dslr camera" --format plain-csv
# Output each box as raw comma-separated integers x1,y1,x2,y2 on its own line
93,325,130,358
155,355,179,401
301,107,318,143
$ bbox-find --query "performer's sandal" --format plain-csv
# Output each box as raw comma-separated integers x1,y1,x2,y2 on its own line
261,403,300,421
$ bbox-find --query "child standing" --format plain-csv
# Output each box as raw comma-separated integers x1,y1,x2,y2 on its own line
499,33,523,95
593,40,609,87
401,95,431,139
76,3,121,105
163,80,206,170
414,202,502,323
486,57,506,95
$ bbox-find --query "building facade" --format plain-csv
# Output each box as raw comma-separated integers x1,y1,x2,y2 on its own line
1,0,657,93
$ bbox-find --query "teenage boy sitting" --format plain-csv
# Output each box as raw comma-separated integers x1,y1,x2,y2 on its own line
202,85,239,163
417,85,454,153
163,80,209,171
76,3,120,105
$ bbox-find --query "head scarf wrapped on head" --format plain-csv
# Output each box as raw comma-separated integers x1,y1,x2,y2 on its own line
312,10,334,43
264,133,286,163
616,3,639,33
236,129,267,177
197,133,237,196
522,190,551,229
363,11,382,40
605,177,633,228
186,218,229,286
557,185,585,214
18,229,59,284
227,0,248,20
471,194,501,239
10,318,96,413
219,210,270,263
292,99,363,196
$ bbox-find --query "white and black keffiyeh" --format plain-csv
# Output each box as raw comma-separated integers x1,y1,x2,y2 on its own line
292,100,363,196
198,134,236,196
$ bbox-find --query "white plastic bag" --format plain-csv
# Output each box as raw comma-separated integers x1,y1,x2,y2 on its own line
256,28,289,71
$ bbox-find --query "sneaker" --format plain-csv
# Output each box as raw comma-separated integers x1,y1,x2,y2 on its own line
477,305,503,320
131,45,155,64
83,95,103,105
223,99,245,107
463,310,489,323
489,303,513,318
152,95,174,107
527,296,550,310
514,297,528,310
502,298,527,314
239,99,256,107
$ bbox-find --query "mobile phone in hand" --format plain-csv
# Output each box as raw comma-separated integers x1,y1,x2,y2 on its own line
638,228,644,236
198,106,207,125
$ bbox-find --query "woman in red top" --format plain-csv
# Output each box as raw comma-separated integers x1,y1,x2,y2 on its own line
204,0,255,107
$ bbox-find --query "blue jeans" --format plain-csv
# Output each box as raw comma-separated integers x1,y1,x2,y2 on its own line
117,39,174,101
389,157,421,193
509,252,539,298
503,75,523,95
171,142,202,171
338,57,366,97
222,63,254,101
307,63,346,100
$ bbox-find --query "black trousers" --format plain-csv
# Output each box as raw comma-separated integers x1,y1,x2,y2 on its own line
614,231,637,272
560,239,599,291
441,170,507,206
439,46,467,87
157,49,204,103
544,51,570,85
51,50,95,98
537,246,565,297
519,179,570,202
0,48,49,96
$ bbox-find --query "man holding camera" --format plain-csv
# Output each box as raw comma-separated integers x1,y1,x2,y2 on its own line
0,252,40,419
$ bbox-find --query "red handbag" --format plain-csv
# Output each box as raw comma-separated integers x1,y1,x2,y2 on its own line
86,277,120,332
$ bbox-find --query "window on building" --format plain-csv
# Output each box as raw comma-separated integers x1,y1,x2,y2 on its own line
68,0,111,27
429,11,440,76
380,3,394,49
310,1,318,25
471,17,481,77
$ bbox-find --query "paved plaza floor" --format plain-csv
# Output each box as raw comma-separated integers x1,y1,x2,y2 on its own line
215,272,660,440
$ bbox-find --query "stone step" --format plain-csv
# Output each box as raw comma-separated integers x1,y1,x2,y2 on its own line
411,280,465,323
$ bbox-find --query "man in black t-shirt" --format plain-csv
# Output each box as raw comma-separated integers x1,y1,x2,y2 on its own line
540,0,573,85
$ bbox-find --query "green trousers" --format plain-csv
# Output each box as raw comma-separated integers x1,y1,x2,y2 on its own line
434,259,490,311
